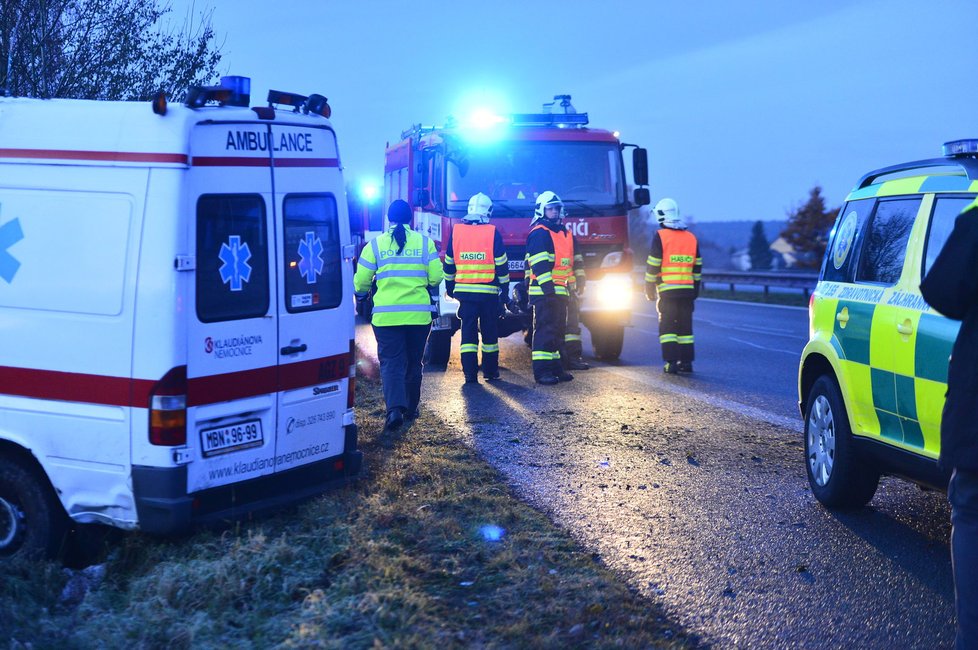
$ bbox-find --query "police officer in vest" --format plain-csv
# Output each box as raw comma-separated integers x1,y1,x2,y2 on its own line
354,199,443,431
526,191,575,385
645,198,702,374
444,193,510,383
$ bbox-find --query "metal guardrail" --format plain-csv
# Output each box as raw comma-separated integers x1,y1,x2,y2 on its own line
702,270,819,298
632,268,819,298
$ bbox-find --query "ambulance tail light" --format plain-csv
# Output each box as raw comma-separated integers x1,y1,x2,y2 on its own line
149,366,187,446
347,339,356,409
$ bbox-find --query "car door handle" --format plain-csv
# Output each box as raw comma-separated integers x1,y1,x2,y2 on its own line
897,320,914,336
280,343,307,355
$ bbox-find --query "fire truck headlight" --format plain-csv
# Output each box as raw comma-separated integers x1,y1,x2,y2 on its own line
594,273,633,308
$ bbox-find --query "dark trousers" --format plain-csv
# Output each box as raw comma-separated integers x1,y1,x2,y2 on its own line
530,294,567,378
372,323,430,415
565,291,583,360
457,297,500,378
656,295,695,363
950,468,978,650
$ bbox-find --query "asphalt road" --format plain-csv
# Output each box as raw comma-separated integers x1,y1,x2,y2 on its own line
405,298,955,649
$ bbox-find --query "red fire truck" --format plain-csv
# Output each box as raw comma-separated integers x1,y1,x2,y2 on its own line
383,95,650,363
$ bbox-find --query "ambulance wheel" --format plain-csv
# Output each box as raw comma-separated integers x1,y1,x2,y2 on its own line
425,329,452,367
804,376,880,509
592,325,624,361
0,455,68,560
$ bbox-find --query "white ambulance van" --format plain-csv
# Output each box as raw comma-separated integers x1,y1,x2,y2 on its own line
0,77,362,559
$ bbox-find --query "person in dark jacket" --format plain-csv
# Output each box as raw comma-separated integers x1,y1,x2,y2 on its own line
920,198,978,650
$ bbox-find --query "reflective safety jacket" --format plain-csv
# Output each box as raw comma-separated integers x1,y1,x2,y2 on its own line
444,223,509,297
354,226,443,326
645,226,702,296
527,222,573,297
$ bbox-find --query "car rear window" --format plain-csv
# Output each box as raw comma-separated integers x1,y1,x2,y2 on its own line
855,197,921,286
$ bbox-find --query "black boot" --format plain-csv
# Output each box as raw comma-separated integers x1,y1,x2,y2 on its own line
385,408,405,431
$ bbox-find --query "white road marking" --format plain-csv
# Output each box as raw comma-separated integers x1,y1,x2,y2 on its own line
727,336,800,355
594,364,804,433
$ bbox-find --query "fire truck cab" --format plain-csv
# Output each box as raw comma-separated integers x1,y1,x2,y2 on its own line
383,95,650,363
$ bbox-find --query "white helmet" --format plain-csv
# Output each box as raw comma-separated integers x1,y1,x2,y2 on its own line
532,190,564,225
654,197,685,229
465,192,493,223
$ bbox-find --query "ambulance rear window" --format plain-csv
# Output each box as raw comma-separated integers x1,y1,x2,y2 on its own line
196,194,270,323
283,194,343,312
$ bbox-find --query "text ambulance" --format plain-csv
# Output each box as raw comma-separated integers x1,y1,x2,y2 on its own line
382,95,650,362
0,77,361,559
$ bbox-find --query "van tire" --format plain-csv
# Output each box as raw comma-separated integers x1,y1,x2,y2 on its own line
0,456,68,560
804,376,880,509
591,325,624,361
425,329,452,367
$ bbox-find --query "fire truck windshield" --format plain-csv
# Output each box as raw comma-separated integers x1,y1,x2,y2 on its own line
446,141,624,214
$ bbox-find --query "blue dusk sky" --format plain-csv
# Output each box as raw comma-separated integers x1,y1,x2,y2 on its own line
168,0,978,222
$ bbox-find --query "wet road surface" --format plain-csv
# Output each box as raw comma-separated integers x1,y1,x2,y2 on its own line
404,302,955,649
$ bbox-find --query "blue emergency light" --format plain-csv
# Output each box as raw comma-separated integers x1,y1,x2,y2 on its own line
943,139,978,157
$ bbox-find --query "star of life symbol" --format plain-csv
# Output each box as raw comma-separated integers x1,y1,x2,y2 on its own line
218,235,252,292
297,231,324,284
0,206,25,284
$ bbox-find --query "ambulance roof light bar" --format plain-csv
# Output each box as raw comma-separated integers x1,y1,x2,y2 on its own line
266,90,332,118
943,139,978,157
185,75,250,109
267,90,308,111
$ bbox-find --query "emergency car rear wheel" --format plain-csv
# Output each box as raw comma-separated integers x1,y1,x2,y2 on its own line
804,376,880,509
592,325,624,360
0,456,68,560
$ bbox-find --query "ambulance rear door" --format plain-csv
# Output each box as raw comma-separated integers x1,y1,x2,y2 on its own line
185,121,278,492
269,122,352,472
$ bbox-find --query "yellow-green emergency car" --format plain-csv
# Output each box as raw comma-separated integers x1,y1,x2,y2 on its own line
799,140,978,508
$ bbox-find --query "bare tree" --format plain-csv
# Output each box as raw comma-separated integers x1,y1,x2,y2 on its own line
0,0,222,101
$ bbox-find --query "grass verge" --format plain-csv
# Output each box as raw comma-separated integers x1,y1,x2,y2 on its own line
1,375,689,649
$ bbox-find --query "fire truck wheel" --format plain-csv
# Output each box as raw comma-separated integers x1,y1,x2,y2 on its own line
592,325,624,361
425,329,452,367
0,455,68,560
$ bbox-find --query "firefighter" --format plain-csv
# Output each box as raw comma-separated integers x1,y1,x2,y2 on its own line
354,199,443,431
645,198,702,374
565,244,590,370
526,191,574,385
444,193,510,383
